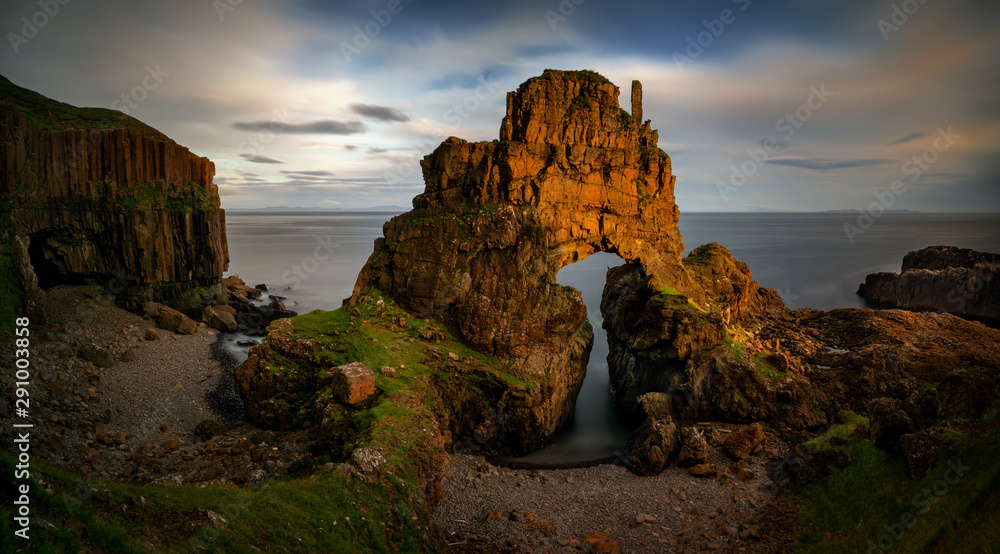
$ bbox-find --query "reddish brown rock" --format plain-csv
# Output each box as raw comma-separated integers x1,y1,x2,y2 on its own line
328,362,376,405
144,302,197,335
202,305,237,332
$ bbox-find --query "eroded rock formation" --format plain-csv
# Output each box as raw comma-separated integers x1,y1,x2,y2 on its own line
0,75,229,313
348,69,700,450
858,246,999,322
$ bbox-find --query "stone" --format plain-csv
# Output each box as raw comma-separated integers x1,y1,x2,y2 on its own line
119,348,137,362
635,513,657,525
737,467,756,481
144,328,161,341
328,362,376,405
202,305,237,332
144,302,198,335
79,344,114,368
690,463,717,477
723,423,766,460
447,352,459,361
678,427,709,466
380,366,398,378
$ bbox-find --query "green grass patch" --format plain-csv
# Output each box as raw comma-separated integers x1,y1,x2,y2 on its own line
0,441,439,552
789,420,1000,553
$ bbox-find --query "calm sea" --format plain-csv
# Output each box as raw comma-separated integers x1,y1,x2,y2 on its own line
224,212,1000,463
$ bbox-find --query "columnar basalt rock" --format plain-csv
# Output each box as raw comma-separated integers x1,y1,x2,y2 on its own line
0,76,229,313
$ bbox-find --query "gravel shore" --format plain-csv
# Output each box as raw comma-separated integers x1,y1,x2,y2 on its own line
434,444,783,554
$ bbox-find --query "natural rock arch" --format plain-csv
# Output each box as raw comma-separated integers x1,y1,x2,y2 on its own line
349,70,713,449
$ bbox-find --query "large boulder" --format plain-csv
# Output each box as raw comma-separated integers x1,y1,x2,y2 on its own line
326,362,376,405
144,302,198,335
202,305,237,332
626,416,679,476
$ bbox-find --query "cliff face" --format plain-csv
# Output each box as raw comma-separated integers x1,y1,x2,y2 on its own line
858,246,999,322
0,76,228,313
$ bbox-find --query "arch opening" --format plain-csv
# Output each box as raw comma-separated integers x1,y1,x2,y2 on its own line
510,251,633,466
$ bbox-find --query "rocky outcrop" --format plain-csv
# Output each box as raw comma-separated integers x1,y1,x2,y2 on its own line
349,69,693,450
600,244,791,423
0,75,229,314
858,246,999,322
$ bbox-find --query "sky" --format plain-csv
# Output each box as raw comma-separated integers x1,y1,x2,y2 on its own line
2,0,999,212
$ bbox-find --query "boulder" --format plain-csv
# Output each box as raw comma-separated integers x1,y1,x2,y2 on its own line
677,426,709,466
144,302,198,335
900,428,942,480
869,397,914,453
626,416,678,476
937,367,999,419
328,362,376,405
722,422,766,460
202,305,237,332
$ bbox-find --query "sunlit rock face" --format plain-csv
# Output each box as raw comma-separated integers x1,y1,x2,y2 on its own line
348,69,707,450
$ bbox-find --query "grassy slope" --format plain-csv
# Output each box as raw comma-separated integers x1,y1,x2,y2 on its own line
787,409,1000,553
0,292,540,552
0,74,171,140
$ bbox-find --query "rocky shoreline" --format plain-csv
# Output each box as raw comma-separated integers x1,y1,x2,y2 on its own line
2,285,308,488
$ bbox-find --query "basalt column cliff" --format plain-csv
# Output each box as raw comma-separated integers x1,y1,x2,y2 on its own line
348,70,694,450
0,75,229,313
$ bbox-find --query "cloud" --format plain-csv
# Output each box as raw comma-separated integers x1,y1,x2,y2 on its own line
767,157,894,170
240,154,284,164
232,120,367,135
281,170,336,177
350,103,410,122
889,132,927,146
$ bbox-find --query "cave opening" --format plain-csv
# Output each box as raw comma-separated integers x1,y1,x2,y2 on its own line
27,234,65,289
512,251,634,465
